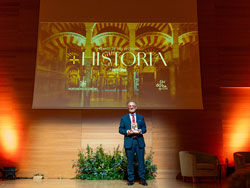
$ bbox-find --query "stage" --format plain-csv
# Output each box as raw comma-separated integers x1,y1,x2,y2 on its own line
0,179,227,188
1,1,250,188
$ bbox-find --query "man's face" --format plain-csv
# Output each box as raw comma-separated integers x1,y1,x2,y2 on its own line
128,102,137,113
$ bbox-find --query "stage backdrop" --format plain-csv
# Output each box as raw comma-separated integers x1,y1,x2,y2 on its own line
32,0,203,109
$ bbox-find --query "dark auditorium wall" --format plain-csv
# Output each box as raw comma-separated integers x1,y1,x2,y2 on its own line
217,0,250,164
0,0,249,178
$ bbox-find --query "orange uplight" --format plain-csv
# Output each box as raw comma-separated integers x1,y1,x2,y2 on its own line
0,116,18,156
230,118,250,149
222,87,250,163
0,67,23,163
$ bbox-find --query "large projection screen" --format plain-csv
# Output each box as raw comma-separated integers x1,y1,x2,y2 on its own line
33,0,203,109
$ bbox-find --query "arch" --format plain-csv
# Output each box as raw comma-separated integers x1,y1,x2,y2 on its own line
136,32,172,53
92,23,129,37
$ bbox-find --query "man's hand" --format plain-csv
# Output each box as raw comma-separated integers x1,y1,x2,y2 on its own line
128,129,142,135
127,129,134,135
133,129,141,134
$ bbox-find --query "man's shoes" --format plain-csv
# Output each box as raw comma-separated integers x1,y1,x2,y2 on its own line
141,179,148,186
127,181,134,186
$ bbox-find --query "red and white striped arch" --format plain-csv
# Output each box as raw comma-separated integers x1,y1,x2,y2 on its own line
92,23,129,37
42,32,86,54
136,32,172,53
178,31,198,46
92,32,129,49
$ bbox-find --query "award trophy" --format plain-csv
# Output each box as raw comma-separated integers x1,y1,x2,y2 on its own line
131,122,139,133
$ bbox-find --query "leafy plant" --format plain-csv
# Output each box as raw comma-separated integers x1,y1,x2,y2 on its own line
72,145,157,180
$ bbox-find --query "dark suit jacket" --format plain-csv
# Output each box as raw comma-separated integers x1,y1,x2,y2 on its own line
119,113,147,149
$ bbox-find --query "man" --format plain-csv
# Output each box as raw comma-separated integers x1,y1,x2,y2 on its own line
119,101,148,186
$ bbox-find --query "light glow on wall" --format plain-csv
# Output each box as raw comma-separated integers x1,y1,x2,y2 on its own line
0,116,18,155
222,87,250,163
230,118,250,149
0,68,23,164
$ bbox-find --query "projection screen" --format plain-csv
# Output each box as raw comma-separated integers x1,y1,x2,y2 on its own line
33,0,203,109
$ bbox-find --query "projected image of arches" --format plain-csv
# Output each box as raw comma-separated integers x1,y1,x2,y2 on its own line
33,22,202,109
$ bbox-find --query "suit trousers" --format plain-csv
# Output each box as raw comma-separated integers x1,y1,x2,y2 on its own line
125,138,145,181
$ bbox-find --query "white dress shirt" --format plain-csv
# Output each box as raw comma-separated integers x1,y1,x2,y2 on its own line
129,113,136,123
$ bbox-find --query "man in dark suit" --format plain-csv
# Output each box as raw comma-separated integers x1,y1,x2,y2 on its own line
119,101,148,186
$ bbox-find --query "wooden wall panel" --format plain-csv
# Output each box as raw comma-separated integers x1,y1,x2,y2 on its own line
216,0,250,164
152,110,223,178
221,87,250,164
216,0,250,86
18,110,82,178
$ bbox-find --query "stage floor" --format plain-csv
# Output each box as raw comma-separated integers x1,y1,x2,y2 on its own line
0,179,227,188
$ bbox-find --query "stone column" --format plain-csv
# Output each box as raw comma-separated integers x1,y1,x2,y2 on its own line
57,47,66,91
83,23,94,107
172,24,180,61
127,23,137,100
168,24,180,98
85,23,94,88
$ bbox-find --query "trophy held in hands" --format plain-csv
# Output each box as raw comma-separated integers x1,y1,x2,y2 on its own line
131,122,139,133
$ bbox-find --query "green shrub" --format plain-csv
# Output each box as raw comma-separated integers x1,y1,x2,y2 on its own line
72,145,157,180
